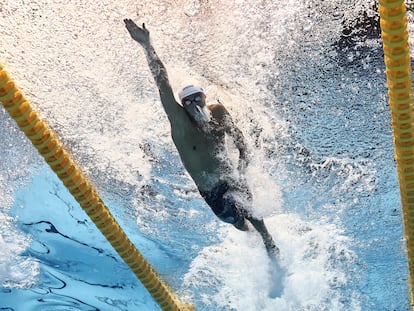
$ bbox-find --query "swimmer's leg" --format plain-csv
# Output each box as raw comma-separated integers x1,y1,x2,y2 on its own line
233,214,249,231
247,217,279,256
218,194,249,231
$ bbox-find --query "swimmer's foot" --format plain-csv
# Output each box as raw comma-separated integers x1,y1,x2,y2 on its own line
264,236,280,257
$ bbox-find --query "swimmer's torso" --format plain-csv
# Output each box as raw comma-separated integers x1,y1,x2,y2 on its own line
171,104,232,192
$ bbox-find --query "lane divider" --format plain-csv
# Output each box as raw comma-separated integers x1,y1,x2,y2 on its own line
0,64,194,311
379,0,414,307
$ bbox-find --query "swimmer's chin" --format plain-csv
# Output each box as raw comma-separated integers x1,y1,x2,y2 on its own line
189,107,211,131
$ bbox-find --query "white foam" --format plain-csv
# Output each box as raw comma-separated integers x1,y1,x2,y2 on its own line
0,136,40,290
183,214,360,310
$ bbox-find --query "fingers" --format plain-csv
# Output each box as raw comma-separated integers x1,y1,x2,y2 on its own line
124,19,134,31
124,19,148,32
124,19,138,30
123,18,133,26
124,18,150,43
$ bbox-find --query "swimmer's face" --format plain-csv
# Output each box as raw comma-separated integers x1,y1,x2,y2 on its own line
182,93,211,126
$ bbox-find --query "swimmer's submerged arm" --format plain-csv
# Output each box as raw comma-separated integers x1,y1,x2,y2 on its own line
229,122,249,166
124,19,182,118
219,106,250,168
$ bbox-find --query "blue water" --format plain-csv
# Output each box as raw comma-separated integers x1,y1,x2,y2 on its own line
0,1,411,310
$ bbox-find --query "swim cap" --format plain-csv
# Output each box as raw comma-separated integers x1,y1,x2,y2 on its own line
178,85,204,101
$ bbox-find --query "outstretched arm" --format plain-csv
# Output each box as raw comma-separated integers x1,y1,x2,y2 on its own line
124,19,181,119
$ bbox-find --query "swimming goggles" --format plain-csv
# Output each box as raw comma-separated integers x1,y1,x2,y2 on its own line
183,95,203,106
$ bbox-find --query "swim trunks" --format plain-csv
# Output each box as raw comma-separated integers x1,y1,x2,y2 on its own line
200,181,248,226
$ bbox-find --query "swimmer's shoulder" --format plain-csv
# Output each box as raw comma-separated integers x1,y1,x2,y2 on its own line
208,102,229,119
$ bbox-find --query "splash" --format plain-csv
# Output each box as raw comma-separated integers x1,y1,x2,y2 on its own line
0,0,409,310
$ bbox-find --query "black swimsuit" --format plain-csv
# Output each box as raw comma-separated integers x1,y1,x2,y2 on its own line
200,181,248,225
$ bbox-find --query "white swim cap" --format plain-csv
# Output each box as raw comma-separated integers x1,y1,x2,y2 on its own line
178,85,204,101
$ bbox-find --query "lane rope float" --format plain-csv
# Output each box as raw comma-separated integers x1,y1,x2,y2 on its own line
379,0,414,308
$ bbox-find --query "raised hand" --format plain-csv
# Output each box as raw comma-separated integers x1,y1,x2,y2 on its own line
124,19,150,46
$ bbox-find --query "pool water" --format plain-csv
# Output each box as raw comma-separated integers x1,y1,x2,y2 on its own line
0,1,411,310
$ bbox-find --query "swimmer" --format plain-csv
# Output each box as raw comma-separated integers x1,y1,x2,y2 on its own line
124,19,278,256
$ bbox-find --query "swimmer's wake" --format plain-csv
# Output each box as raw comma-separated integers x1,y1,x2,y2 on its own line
268,254,285,298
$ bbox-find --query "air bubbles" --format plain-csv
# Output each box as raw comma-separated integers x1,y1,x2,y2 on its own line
0,214,40,289
183,0,201,17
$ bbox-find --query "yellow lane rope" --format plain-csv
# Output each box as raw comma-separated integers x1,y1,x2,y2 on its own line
379,0,414,307
0,64,194,311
